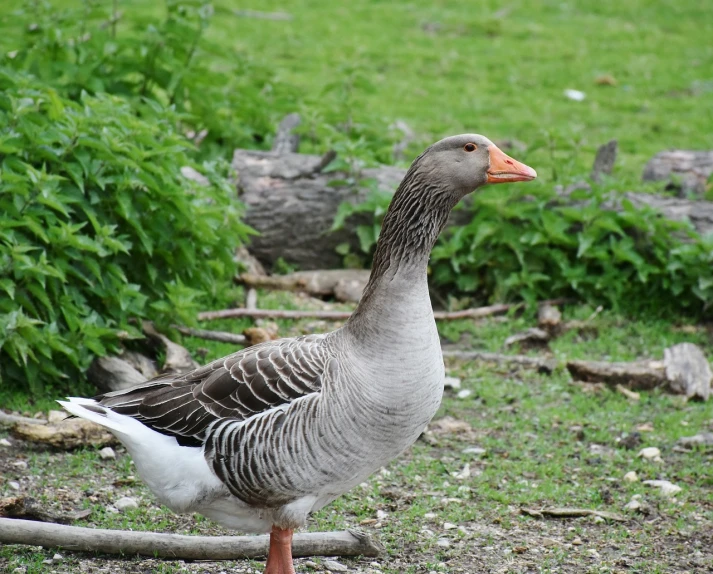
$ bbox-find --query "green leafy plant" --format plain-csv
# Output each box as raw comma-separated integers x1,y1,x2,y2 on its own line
0,68,251,392
334,183,713,316
4,0,295,158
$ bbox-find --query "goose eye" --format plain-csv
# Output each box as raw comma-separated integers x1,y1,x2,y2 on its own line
464,143,477,152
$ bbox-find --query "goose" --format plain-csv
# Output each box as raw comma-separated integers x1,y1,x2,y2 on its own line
60,134,536,574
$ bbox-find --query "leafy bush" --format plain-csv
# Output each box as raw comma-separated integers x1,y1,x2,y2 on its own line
3,0,296,158
0,68,251,392
335,183,713,316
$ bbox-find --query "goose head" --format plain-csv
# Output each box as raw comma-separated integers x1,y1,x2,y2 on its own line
414,133,537,199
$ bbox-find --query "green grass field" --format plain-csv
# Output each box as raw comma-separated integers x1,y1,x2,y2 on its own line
4,0,712,182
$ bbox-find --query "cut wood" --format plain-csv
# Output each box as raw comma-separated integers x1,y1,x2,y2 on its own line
0,412,47,428
172,326,246,345
663,342,712,401
591,140,618,182
642,149,713,197
0,518,384,560
87,355,147,393
442,350,558,374
521,507,626,522
12,418,117,449
567,342,712,400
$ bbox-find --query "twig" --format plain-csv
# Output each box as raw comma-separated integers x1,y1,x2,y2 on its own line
197,300,569,323
172,326,246,345
0,412,47,428
521,507,626,522
0,519,384,559
442,350,558,373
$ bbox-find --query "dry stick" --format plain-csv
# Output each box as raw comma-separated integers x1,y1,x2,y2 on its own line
442,350,558,372
0,519,383,560
171,326,246,345
0,412,47,428
197,299,569,323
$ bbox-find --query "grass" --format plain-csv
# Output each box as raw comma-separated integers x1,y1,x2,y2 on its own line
3,0,713,184
2,303,712,572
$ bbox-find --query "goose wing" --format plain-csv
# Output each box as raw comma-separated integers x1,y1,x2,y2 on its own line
98,334,331,447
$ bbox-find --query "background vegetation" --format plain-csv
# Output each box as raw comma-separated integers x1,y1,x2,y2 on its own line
1,0,712,393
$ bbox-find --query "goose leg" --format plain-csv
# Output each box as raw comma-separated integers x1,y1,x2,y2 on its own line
264,526,296,574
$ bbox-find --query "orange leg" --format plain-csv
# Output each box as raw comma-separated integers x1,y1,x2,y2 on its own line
264,526,296,574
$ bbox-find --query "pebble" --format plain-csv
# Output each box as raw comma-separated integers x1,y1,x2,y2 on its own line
572,537,583,545
303,560,319,569
52,553,63,562
114,497,138,511
0,438,11,447
643,479,682,497
624,498,642,511
623,471,638,483
637,447,662,462
424,512,437,520
99,447,116,460
376,509,387,520
443,522,457,530
436,538,451,547
443,376,461,390
323,559,348,572
452,463,470,480
8,481,20,490
456,389,472,399
11,460,28,469
564,89,586,101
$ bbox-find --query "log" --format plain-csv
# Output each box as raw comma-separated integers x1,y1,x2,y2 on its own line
87,355,147,393
566,342,712,399
442,350,558,374
0,518,384,560
12,418,118,449
234,148,406,269
0,411,47,427
642,149,713,197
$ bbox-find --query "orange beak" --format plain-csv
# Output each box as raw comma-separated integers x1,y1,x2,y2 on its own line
486,145,537,183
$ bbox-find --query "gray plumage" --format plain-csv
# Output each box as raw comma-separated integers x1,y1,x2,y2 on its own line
59,134,536,535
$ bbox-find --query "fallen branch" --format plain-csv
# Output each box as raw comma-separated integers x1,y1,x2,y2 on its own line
12,419,117,449
172,325,246,345
0,519,384,560
0,497,91,524
442,350,558,374
0,412,47,428
197,300,569,322
521,507,626,522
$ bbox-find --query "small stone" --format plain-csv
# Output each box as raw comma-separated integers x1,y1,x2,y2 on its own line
99,447,116,460
42,559,53,565
572,537,583,545
114,496,138,511
52,553,63,561
0,438,11,447
303,561,319,570
443,522,457,530
8,481,20,490
592,515,605,523
623,471,638,483
376,509,387,520
587,548,600,558
106,505,119,514
643,479,682,497
369,562,381,568
424,512,437,520
456,389,472,399
323,559,348,572
541,537,559,547
443,376,461,390
436,538,451,547
452,463,471,480
461,446,486,456
624,499,642,511
11,460,28,469
564,89,586,101
637,447,661,460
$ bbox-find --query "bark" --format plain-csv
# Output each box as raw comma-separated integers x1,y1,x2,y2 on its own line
0,518,384,559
